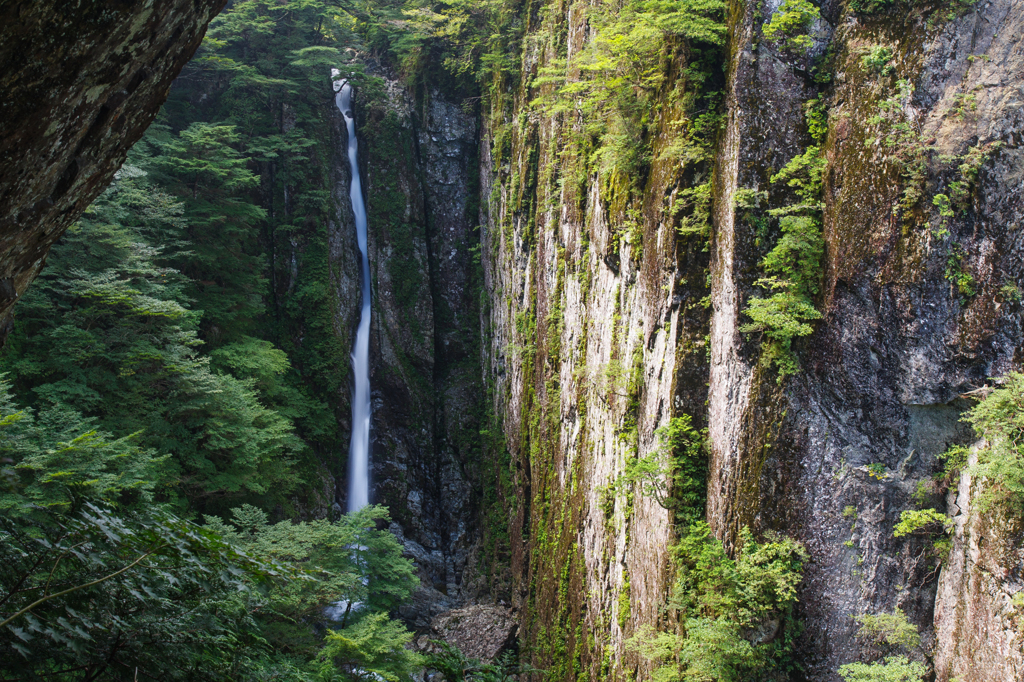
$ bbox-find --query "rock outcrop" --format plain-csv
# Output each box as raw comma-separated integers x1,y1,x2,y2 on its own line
476,0,1024,678
0,0,227,340
427,604,518,662
934,446,1024,682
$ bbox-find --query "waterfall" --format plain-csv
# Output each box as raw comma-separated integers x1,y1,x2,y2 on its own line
334,72,371,513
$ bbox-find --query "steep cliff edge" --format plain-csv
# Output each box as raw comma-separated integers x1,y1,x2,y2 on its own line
478,0,1024,677
745,0,1024,676
0,0,226,340
479,2,714,676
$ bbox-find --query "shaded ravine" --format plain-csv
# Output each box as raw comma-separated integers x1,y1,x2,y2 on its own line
335,74,371,512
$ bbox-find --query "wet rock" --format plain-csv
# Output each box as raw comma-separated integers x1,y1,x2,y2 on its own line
347,77,484,624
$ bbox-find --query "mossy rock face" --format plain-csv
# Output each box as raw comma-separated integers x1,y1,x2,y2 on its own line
741,0,1024,677
0,0,227,340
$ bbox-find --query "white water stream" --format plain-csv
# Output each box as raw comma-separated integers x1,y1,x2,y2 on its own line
334,73,371,513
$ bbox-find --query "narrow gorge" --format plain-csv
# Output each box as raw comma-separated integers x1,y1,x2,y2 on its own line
1,0,1023,680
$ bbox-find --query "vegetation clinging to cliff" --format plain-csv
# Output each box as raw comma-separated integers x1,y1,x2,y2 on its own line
629,524,808,681
529,0,727,221
959,373,1024,510
740,137,826,377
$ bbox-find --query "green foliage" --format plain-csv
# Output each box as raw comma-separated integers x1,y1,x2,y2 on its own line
0,170,311,512
839,609,925,682
0,386,162,514
610,415,708,524
769,146,827,208
860,45,895,76
866,79,931,216
740,213,824,377
674,182,715,240
893,508,952,538
945,243,976,299
950,92,977,121
150,123,267,342
948,140,1004,210
0,377,420,679
0,504,283,680
630,523,808,681
911,480,935,508
959,373,1024,509
425,642,535,681
204,504,418,663
319,612,422,681
740,123,826,376
848,0,895,12
363,0,521,95
933,193,953,218
838,656,927,682
1000,281,1022,303
618,572,632,629
853,610,921,650
804,99,829,144
172,0,383,467
530,0,726,217
848,0,975,18
762,0,820,54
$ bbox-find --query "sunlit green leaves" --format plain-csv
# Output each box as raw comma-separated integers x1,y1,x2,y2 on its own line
630,523,807,681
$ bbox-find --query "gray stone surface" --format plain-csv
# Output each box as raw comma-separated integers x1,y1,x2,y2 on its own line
428,604,518,663
340,79,485,626
0,0,226,342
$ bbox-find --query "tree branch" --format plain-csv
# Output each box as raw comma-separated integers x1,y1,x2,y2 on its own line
0,543,167,629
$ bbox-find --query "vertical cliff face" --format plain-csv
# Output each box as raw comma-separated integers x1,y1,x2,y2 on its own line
473,0,1024,677
759,1,1024,676
706,0,824,546
478,2,714,675
0,0,226,340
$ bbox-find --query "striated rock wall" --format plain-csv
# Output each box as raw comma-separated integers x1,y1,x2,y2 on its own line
0,0,226,340
478,2,712,676
934,446,1024,682
707,0,1024,677
477,0,1024,678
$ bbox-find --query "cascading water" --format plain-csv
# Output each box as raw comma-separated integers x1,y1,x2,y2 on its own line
334,72,371,513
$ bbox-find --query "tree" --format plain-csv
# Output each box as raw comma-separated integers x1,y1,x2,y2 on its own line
0,378,421,680
837,607,926,681
0,170,302,513
203,504,422,678
0,388,296,680
963,372,1024,508
152,123,267,343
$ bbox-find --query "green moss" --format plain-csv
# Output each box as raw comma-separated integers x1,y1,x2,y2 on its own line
617,571,631,630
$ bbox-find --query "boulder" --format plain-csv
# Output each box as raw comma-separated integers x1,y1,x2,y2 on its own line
429,604,517,663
